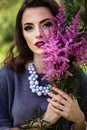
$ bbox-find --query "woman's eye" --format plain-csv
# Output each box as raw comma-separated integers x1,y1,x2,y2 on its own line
24,26,33,31
44,22,53,27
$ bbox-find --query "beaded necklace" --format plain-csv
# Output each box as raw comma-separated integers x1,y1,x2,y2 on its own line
27,63,50,96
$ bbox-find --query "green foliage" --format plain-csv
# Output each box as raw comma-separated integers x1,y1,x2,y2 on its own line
0,0,23,10
56,0,61,5
0,0,23,44
81,65,87,74
0,0,23,65
63,0,87,31
0,43,10,65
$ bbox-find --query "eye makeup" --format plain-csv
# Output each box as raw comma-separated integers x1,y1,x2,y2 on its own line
24,25,33,31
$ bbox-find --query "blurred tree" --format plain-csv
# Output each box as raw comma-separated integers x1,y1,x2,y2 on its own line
0,0,87,45
0,0,23,10
56,0,61,5
0,0,7,10
0,0,23,44
63,0,87,31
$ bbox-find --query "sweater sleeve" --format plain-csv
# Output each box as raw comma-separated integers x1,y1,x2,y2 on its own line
78,73,87,121
0,67,12,129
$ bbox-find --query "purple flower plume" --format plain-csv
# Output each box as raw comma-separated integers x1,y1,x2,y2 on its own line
41,6,87,82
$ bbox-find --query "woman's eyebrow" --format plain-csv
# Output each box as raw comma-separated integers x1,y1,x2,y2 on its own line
24,23,33,26
24,18,52,26
40,18,52,24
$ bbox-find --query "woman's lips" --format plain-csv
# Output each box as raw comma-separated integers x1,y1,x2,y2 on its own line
35,41,45,48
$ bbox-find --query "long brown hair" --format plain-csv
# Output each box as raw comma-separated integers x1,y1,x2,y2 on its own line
4,0,59,73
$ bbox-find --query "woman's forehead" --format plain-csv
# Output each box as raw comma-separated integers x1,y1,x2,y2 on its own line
22,7,53,24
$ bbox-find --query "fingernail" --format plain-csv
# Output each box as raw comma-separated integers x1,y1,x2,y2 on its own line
47,98,50,102
48,92,51,95
53,86,57,89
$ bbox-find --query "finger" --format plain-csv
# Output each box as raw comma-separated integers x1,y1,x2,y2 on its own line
49,104,70,119
48,92,68,106
49,104,62,114
49,103,66,116
48,98,76,119
52,87,72,102
47,98,64,111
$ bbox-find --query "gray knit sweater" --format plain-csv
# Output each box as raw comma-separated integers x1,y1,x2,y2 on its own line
0,66,87,130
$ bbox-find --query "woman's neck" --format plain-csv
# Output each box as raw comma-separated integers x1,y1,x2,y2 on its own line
33,54,44,73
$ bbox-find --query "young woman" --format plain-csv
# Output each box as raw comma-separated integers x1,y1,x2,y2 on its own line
0,0,87,130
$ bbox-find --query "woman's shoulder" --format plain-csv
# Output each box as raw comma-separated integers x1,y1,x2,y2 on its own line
80,70,87,89
0,66,15,80
0,66,15,90
78,69,87,95
78,71,87,121
0,66,19,96
0,66,28,88
0,65,14,74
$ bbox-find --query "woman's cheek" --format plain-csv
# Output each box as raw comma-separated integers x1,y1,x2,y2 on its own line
43,26,55,39
42,28,51,39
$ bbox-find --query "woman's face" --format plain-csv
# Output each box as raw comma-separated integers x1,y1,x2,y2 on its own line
22,7,54,55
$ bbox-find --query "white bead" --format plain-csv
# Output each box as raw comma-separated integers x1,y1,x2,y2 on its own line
43,92,47,96
37,91,42,96
28,63,50,96
32,78,36,81
31,74,34,78
45,89,49,93
39,86,43,90
29,71,32,74
28,68,31,71
43,87,46,90
28,76,32,80
43,89,49,95
34,81,39,85
42,90,45,93
31,67,34,70
29,63,33,66
30,85,33,89
32,85,36,88
36,85,39,89
30,80,34,85
28,65,30,69
32,88,36,93
30,64,33,67
36,88,39,92
47,86,49,89
33,71,36,74
34,74,38,78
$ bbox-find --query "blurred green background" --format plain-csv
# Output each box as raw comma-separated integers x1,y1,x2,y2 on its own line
0,0,87,73
0,0,24,65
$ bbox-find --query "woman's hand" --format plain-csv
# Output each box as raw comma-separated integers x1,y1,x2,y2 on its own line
43,99,61,125
47,87,85,124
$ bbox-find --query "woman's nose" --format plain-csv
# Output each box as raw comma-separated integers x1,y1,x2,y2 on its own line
35,27,42,39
